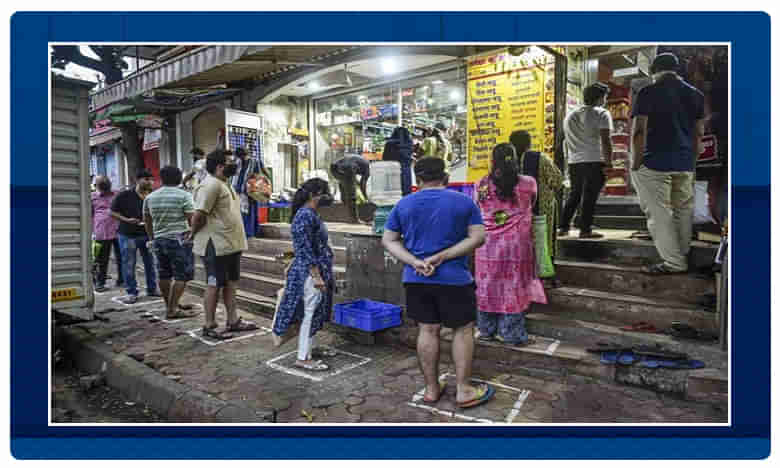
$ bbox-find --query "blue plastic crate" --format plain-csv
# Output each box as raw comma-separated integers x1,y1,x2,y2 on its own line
333,299,402,332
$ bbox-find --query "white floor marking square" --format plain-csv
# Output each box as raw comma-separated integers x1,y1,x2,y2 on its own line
186,326,271,346
545,339,561,355
406,372,532,424
265,347,372,382
110,295,164,308
144,304,205,324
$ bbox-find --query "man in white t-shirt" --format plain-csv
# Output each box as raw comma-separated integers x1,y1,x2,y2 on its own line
559,82,614,239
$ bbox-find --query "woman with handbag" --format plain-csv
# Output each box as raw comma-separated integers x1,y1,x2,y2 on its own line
271,178,337,371
473,143,547,346
510,130,563,287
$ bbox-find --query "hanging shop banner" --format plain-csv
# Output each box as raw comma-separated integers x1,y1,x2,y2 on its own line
467,48,554,183
142,128,162,151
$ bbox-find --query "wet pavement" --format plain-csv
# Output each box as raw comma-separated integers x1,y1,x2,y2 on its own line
53,270,727,424
52,360,166,423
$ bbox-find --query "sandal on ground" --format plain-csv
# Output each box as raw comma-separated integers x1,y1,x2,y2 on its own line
166,310,200,320
641,263,687,275
620,321,660,333
311,347,338,358
457,384,496,409
587,342,630,354
178,303,196,311
423,381,448,404
294,360,329,371
632,344,688,361
579,231,605,239
202,326,233,341
226,316,259,332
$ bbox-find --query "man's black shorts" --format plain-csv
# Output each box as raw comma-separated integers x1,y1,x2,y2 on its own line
404,283,477,330
201,239,241,288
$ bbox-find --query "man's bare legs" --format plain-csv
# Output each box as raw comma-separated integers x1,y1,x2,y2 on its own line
159,279,172,312
167,281,188,317
204,285,219,329
417,323,442,401
223,280,238,325
452,321,481,404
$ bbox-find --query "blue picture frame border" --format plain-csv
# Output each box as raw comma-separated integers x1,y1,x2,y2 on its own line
10,11,770,459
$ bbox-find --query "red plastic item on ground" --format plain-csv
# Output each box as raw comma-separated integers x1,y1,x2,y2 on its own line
258,206,269,224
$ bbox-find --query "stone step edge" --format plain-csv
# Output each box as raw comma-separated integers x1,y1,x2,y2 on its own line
249,238,347,252
186,282,374,345
241,253,347,273
549,286,714,312
187,281,720,402
57,325,276,423
554,260,714,279
525,312,726,365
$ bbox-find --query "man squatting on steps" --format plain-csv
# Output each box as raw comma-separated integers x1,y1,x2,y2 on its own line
382,157,497,409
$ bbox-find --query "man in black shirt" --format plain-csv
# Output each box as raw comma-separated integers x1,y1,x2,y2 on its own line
111,169,159,303
330,155,370,224
631,53,705,274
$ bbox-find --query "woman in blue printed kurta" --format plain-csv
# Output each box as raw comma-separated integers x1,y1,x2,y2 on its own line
272,178,336,371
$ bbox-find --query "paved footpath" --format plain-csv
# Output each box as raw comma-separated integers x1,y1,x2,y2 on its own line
57,276,726,424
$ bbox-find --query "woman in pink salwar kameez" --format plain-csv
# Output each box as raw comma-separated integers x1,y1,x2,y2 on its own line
473,143,547,346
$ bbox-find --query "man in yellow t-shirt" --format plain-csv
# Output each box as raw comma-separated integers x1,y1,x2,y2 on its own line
191,149,258,340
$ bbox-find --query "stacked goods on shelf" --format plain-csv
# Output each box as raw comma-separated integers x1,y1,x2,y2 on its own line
604,84,632,195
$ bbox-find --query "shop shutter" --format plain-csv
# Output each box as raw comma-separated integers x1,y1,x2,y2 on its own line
51,77,94,318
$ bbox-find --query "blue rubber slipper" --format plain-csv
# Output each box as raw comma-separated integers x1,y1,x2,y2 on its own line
618,352,638,365
639,358,661,368
600,351,619,364
658,359,705,369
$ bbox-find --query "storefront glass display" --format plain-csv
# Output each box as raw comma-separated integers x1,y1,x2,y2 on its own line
314,83,399,171
314,67,468,180
399,68,467,177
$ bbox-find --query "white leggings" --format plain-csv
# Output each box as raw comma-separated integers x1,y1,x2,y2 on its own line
298,276,323,361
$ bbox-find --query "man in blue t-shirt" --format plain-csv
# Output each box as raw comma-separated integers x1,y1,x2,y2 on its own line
631,53,705,274
382,158,495,409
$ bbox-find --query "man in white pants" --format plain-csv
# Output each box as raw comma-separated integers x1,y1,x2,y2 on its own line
631,53,705,274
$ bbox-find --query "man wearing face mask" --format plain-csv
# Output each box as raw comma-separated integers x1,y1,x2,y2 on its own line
91,175,123,292
191,150,259,340
111,169,159,304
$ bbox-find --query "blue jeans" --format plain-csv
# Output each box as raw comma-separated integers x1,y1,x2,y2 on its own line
477,311,529,345
118,233,157,296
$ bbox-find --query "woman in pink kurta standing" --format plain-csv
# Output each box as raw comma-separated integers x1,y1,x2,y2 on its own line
473,143,547,346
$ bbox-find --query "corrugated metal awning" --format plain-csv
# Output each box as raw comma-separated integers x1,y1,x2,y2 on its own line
90,45,263,110
89,45,359,111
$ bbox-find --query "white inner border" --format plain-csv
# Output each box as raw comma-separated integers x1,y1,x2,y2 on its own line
48,41,731,427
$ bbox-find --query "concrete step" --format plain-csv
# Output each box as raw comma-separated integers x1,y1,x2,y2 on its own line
386,323,723,401
539,286,718,335
686,368,729,404
574,215,647,231
248,238,347,265
316,203,377,223
185,280,727,403
258,222,372,247
193,265,283,297
241,252,345,280
594,198,644,217
556,231,718,270
524,312,726,369
185,280,375,345
554,260,715,304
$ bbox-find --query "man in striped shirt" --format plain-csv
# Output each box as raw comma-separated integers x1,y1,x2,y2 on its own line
143,166,198,319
